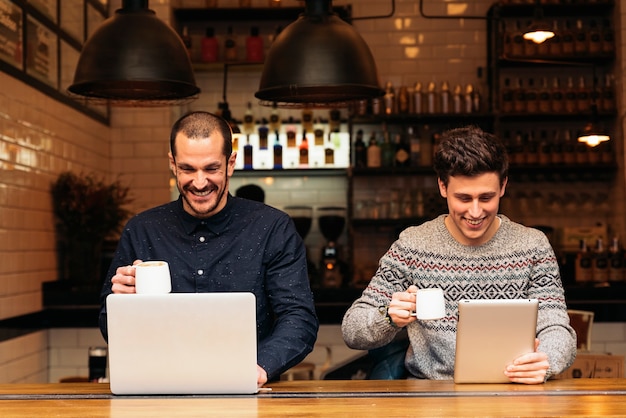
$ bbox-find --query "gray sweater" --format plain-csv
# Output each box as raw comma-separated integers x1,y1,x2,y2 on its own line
342,215,576,380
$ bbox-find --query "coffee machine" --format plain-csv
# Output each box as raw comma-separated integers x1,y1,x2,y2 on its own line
284,206,316,282
317,206,347,288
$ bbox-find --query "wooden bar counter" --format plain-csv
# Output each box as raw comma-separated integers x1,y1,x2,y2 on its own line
1,378,625,417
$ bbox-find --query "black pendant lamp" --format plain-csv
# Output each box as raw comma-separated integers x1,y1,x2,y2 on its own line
68,0,199,106
255,0,384,108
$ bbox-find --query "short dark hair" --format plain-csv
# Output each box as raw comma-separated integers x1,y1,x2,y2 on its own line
169,111,233,158
433,125,508,187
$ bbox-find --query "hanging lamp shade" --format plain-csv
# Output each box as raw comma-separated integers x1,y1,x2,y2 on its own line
68,0,199,105
255,0,384,108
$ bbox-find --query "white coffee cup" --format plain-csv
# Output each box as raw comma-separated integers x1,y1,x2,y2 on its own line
413,288,446,320
134,261,172,294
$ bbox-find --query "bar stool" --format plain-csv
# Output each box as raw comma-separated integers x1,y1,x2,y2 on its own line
567,309,594,351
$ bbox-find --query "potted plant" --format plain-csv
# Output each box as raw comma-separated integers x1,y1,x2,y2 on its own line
51,171,132,294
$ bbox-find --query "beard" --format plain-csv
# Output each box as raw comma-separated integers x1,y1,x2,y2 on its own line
177,175,230,219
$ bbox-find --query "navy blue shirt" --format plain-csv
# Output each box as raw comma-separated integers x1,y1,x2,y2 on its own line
99,194,319,381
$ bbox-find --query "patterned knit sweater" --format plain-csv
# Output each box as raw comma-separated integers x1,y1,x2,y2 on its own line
342,215,576,380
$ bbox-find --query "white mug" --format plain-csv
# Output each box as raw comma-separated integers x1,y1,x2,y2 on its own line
413,288,446,320
134,261,172,294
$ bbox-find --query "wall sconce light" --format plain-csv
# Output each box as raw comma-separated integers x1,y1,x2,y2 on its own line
578,104,610,147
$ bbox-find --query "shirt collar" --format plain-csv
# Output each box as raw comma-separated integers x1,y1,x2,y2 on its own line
176,194,233,235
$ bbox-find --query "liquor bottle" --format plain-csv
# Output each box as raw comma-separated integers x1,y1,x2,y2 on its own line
592,238,609,285
538,130,551,165
452,84,462,114
224,26,237,62
608,237,624,283
525,78,538,113
513,77,525,113
550,129,563,165
243,136,253,170
550,77,564,113
426,81,437,114
313,118,324,147
407,126,420,167
511,131,525,165
242,102,255,136
329,109,341,132
501,78,514,113
301,108,314,133
383,81,396,115
601,19,615,55
246,26,264,62
353,129,367,168
588,20,601,56
564,76,577,113
574,19,588,56
413,82,424,114
201,27,219,63
511,20,524,57
299,130,309,167
391,85,406,114
380,128,394,168
273,130,283,170
501,20,514,57
366,131,381,168
575,239,593,283
286,119,297,148
523,20,537,57
394,133,410,168
325,133,336,166
574,129,589,164
600,73,616,113
560,20,575,57
548,20,562,56
464,84,474,114
439,81,450,114
258,124,269,150
524,130,539,165
576,76,590,113
561,129,576,165
269,103,281,133
538,77,551,113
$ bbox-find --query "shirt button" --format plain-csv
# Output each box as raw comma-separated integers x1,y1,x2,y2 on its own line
197,269,204,275
199,236,206,242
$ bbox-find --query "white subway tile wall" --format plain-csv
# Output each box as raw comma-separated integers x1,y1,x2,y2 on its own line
0,0,625,383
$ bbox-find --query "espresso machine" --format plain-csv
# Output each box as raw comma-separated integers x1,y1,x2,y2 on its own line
317,206,347,288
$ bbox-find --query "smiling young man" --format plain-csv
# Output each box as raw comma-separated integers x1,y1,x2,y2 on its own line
342,125,576,384
98,112,318,387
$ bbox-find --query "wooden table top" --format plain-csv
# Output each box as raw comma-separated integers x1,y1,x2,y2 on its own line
1,379,625,417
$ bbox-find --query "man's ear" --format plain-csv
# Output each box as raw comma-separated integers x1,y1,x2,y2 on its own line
500,177,508,197
168,152,176,174
438,178,447,198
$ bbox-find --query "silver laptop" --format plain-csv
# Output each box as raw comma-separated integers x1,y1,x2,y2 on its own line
453,298,538,384
106,292,259,395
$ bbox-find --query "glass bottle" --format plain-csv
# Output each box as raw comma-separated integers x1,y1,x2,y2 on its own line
301,108,314,133
587,19,601,56
242,102,255,136
258,124,269,150
397,85,409,114
560,20,575,57
561,129,576,165
353,129,367,168
273,130,283,169
600,73,616,113
246,26,264,63
313,118,324,147
608,237,624,283
383,81,396,115
513,77,525,113
201,27,219,63
452,84,463,114
366,131,381,168
224,26,237,62
394,133,410,168
407,126,420,167
380,126,394,168
564,76,577,113
426,81,437,114
548,20,561,57
525,78,538,113
550,77,564,113
286,119,297,148
574,19,587,56
439,81,450,114
269,102,281,133
243,136,253,170
299,130,309,167
576,76,590,113
501,78,514,113
601,19,615,55
511,20,524,57
413,82,424,114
